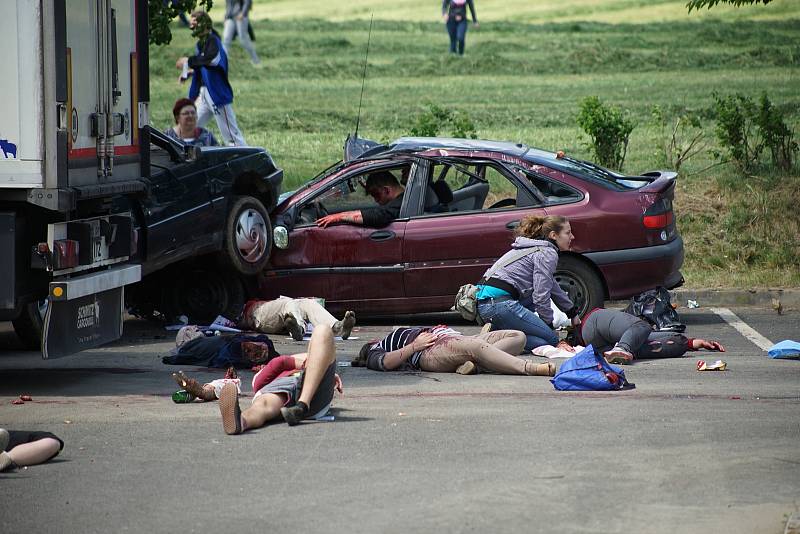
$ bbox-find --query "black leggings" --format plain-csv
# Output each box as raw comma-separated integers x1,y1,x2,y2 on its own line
582,309,691,359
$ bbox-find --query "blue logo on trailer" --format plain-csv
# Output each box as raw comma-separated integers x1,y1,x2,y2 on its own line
0,139,17,159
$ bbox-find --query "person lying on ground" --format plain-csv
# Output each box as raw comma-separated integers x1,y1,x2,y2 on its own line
577,308,725,365
351,324,555,376
163,331,278,369
218,324,343,435
238,296,356,341
0,429,64,473
316,171,404,229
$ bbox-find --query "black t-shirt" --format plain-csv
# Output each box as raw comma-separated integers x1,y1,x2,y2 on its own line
360,194,403,228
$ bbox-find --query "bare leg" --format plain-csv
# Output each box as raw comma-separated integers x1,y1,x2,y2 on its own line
241,393,285,430
7,438,61,467
280,325,337,426
297,325,336,407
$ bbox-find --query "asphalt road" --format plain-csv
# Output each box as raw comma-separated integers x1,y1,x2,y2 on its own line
1,307,798,533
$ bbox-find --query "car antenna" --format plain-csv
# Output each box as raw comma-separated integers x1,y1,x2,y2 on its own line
344,15,380,162
353,13,374,139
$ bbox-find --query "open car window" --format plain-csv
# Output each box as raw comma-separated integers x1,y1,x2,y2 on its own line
295,164,412,226
420,160,538,214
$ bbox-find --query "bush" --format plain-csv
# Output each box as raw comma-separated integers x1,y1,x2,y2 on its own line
712,93,761,171
651,105,707,173
576,96,635,171
410,104,477,139
755,94,798,172
712,92,798,172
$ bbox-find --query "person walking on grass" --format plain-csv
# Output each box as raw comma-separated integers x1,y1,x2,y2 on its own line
352,325,555,377
218,325,343,434
176,10,246,146
223,0,261,66
475,215,581,352
442,0,478,56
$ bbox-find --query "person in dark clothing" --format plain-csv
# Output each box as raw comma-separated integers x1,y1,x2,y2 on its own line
175,10,246,146
442,0,478,55
316,171,405,229
0,428,64,473
578,308,725,365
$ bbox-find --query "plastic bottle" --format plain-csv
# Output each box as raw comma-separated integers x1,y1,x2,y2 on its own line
172,389,196,403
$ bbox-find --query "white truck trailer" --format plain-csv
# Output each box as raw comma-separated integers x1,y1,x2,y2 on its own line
0,0,148,357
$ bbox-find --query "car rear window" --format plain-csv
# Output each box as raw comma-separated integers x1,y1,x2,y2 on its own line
547,157,646,191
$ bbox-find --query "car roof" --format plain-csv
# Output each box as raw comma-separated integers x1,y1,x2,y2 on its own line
382,137,562,165
383,137,633,184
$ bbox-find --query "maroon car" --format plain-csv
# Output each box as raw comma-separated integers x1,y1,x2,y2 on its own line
260,137,683,316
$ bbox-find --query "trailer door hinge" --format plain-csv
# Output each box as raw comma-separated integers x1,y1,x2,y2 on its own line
138,102,150,127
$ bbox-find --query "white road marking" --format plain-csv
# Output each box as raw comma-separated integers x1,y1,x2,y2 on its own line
710,307,773,351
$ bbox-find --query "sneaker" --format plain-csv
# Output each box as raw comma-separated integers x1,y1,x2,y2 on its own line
283,314,305,341
280,403,307,427
604,347,634,365
219,383,242,435
480,322,492,335
340,311,356,340
455,361,477,375
0,451,14,473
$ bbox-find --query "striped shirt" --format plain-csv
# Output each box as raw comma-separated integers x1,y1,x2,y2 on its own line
366,326,462,371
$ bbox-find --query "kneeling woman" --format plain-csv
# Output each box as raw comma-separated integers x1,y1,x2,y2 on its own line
353,326,554,376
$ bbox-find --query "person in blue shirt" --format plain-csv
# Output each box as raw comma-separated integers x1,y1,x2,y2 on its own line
175,10,246,146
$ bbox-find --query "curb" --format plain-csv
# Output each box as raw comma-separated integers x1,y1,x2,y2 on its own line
669,288,800,309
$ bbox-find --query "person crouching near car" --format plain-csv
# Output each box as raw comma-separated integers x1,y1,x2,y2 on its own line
475,215,581,352
351,325,555,377
164,98,219,147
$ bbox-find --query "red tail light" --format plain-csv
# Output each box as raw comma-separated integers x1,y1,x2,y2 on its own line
643,211,674,229
53,239,80,269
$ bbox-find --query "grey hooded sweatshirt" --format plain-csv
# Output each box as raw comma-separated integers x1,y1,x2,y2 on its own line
483,237,574,325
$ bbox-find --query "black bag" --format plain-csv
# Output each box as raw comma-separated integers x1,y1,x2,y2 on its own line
624,287,685,333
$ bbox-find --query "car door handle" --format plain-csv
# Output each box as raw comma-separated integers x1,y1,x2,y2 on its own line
506,220,520,230
370,230,395,241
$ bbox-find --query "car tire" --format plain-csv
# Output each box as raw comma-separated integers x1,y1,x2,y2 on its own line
555,256,605,317
163,268,246,324
12,299,48,350
225,195,272,276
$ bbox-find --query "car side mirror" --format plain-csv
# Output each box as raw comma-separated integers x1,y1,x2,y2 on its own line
274,225,289,249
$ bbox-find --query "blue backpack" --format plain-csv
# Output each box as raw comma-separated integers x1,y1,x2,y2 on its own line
551,345,634,391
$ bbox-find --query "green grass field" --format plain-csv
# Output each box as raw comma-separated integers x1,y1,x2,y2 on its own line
149,1,800,288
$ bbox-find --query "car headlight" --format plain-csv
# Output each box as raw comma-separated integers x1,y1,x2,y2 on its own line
274,226,289,249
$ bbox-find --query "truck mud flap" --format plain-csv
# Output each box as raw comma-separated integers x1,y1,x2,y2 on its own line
42,287,125,359
41,264,140,359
